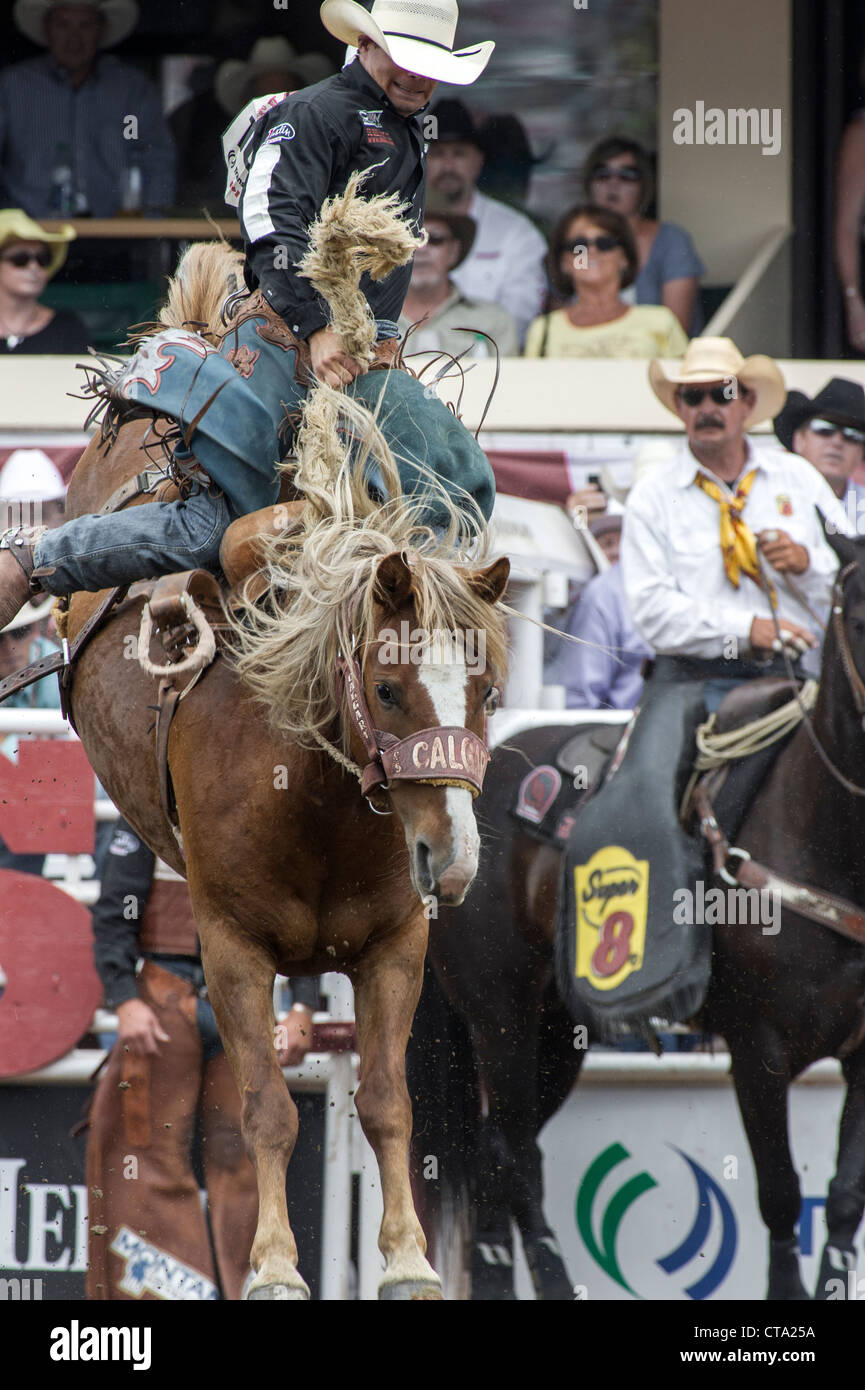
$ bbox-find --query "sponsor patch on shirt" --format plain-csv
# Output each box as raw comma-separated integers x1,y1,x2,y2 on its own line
776,493,793,516
358,108,395,147
266,121,295,144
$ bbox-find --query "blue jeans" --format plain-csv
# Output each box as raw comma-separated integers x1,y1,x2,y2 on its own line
32,486,232,595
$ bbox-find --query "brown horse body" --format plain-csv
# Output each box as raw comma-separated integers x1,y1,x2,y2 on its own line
62,416,509,1299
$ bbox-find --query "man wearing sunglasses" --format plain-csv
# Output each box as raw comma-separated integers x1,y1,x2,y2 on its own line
622,337,851,699
774,378,865,532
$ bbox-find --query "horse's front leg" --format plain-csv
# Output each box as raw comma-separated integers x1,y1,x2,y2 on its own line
199,924,309,1300
350,918,443,1300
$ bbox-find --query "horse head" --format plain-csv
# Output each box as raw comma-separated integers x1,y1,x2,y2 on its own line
352,548,510,905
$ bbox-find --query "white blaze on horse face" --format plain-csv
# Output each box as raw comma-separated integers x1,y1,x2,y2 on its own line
416,645,480,889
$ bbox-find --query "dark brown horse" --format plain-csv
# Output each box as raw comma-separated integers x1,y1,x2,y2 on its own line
419,525,865,1300
54,254,511,1297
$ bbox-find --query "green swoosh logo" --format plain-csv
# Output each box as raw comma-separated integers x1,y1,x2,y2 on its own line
576,1142,658,1296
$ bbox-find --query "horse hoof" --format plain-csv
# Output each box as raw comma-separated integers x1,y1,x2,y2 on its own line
246,1283,309,1301
379,1279,443,1301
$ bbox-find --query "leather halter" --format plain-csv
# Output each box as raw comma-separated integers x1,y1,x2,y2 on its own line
337,650,489,805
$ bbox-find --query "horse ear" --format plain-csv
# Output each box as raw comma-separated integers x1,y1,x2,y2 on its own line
373,551,414,611
467,557,510,604
817,507,859,568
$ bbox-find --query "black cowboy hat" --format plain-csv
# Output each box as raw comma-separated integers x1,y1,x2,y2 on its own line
774,378,865,452
427,98,483,149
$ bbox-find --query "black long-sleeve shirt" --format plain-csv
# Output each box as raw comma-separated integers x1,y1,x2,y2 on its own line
238,58,427,341
91,819,319,1012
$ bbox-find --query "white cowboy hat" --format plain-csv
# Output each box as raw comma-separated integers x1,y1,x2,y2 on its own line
649,336,787,431
3,595,56,633
215,37,336,115
320,0,494,86
14,0,139,49
0,449,67,502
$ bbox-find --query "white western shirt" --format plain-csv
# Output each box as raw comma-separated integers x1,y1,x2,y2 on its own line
621,438,852,659
450,190,548,342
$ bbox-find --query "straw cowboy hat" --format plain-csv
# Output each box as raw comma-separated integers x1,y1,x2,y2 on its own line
423,190,475,267
649,336,786,430
216,37,336,116
320,0,494,85
14,0,139,49
0,209,76,280
2,595,56,633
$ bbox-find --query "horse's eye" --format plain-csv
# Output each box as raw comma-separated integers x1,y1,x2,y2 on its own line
376,683,396,708
484,686,500,714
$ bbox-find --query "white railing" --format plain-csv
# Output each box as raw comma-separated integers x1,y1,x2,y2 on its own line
701,225,793,356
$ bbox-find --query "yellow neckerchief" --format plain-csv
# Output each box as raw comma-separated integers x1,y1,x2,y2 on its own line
693,467,777,607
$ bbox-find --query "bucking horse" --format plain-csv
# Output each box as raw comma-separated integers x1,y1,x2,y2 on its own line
10,189,513,1299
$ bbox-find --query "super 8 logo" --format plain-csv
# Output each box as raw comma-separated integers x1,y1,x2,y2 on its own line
574,845,648,991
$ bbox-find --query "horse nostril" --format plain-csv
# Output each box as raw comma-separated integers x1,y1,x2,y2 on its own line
415,839,434,893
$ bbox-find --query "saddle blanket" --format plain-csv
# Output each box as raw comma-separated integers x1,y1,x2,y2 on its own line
555,683,712,1038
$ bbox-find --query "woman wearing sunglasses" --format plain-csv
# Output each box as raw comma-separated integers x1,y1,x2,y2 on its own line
583,135,704,335
0,209,88,355
524,203,689,358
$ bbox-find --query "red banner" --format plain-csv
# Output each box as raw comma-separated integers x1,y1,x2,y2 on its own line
0,741,94,854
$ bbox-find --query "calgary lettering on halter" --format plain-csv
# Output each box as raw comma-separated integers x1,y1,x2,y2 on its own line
378,621,486,677
581,868,640,905
410,733,482,777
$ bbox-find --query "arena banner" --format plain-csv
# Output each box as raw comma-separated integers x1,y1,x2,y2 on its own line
0,1086,326,1301
513,1059,847,1302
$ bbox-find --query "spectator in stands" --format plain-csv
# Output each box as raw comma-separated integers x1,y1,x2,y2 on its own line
172,40,336,215
426,99,547,342
547,513,651,709
584,136,704,335
524,205,689,358
774,377,865,530
399,193,518,358
0,210,88,355
0,0,175,218
835,89,865,352
216,37,335,117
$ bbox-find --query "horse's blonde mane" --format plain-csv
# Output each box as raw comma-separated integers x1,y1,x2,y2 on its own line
156,240,245,345
229,385,508,753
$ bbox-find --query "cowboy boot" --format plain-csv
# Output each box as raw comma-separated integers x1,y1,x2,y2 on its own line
0,526,48,631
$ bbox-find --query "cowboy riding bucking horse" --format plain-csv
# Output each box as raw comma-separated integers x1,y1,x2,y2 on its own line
0,0,496,629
